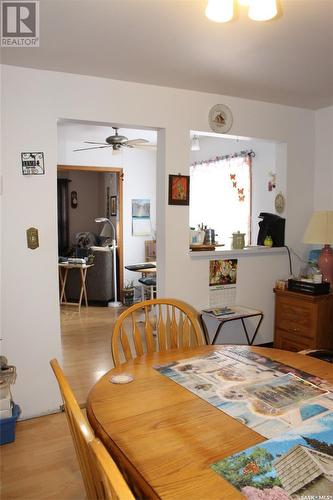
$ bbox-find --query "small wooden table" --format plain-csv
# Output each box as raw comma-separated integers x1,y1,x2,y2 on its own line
58,263,94,309
200,305,263,345
87,346,332,499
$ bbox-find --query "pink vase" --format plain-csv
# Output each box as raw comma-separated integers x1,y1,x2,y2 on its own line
318,245,333,285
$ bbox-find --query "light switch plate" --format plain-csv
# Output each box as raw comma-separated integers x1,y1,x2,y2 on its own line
27,227,39,249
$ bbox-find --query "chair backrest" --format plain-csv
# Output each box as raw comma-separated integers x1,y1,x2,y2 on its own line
111,298,205,366
50,359,103,499
89,438,135,500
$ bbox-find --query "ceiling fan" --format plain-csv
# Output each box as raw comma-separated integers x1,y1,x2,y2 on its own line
73,127,155,153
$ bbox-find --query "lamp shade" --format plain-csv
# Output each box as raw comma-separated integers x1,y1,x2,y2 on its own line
302,211,333,245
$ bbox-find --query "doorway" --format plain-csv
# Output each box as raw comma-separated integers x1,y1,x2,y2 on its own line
57,164,124,296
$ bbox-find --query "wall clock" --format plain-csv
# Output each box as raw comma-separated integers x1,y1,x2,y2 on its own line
275,192,285,214
208,104,233,134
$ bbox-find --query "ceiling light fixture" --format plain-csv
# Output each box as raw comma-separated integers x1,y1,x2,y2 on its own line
248,0,277,21
205,0,234,23
205,0,278,23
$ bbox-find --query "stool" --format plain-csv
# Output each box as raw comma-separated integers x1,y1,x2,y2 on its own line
138,277,156,301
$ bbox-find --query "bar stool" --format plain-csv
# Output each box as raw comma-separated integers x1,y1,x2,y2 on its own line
138,277,156,301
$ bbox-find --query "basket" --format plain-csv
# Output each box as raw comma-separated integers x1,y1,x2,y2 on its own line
0,404,20,445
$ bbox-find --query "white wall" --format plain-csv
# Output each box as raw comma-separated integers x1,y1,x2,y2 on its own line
1,65,316,418
122,149,156,285
314,106,333,210
190,136,287,244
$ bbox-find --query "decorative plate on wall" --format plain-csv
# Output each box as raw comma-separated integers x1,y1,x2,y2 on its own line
275,192,286,214
208,104,233,134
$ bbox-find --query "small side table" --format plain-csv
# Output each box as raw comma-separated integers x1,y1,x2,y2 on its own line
58,263,94,309
200,305,264,345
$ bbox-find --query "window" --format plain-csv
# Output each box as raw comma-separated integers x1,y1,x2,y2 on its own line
190,153,252,246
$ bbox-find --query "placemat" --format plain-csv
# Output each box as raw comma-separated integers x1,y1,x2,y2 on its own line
212,411,333,498
155,346,333,439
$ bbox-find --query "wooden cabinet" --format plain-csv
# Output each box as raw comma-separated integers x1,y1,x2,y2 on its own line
274,289,333,352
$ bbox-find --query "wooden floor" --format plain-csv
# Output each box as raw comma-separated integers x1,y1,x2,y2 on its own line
1,305,125,500
60,305,119,405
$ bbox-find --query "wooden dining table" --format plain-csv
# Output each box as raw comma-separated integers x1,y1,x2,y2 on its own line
87,346,333,499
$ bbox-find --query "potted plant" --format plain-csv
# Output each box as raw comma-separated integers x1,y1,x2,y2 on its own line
122,280,135,306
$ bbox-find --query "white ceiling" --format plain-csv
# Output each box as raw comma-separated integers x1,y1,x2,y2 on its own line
2,0,333,109
59,120,158,145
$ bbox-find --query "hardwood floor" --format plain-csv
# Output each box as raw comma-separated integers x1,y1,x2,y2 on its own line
60,305,120,405
2,305,124,500
1,412,85,500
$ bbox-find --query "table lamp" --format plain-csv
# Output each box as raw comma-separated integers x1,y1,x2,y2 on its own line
95,217,122,307
302,211,333,285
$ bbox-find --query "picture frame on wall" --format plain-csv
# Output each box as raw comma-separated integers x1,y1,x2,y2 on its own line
168,174,190,206
21,152,45,175
110,195,117,216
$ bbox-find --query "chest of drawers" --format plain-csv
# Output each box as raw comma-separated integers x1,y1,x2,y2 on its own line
274,289,333,352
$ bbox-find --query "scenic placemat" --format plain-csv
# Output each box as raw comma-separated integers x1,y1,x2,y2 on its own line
211,412,333,499
155,346,333,438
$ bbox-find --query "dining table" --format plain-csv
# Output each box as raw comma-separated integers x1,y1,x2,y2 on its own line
87,345,333,499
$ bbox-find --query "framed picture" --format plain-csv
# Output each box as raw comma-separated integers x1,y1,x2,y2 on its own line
21,152,45,175
168,174,190,205
110,195,117,216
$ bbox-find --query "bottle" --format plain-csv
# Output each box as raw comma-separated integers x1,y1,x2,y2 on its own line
264,235,273,247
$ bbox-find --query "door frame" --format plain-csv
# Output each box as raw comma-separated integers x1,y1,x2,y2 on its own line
57,164,124,295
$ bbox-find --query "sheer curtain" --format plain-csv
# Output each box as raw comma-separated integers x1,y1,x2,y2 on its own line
190,155,251,246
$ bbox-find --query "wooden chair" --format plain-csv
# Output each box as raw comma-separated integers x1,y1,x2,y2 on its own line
89,438,135,500
111,298,206,366
50,359,134,499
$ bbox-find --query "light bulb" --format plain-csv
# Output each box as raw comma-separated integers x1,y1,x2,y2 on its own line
238,0,249,5
205,0,234,23
191,136,200,151
248,0,277,21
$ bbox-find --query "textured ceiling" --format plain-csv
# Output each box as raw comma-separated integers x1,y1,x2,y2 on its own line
2,0,333,109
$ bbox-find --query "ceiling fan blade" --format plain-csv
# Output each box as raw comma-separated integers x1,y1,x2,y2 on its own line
124,139,149,146
134,144,157,150
73,145,112,152
84,141,109,145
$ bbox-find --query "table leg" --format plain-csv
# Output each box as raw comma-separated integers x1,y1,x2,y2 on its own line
248,314,263,345
79,267,89,308
60,268,69,304
211,322,225,344
199,315,210,345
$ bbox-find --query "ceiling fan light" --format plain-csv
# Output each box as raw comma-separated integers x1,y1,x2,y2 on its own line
205,0,234,23
112,146,122,155
248,0,277,21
